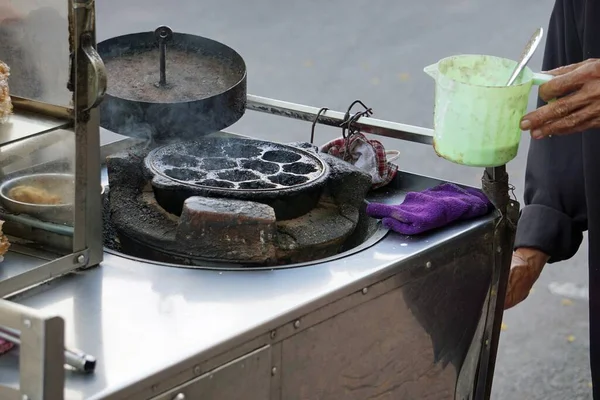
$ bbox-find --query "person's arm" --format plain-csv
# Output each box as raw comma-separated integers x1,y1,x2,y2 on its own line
515,133,588,262
505,7,588,309
505,133,587,309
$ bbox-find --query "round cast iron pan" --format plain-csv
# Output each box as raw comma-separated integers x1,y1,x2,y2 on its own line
144,137,330,220
97,31,247,143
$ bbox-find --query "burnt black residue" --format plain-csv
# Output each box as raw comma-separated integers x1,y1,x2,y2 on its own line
241,159,280,175
197,179,235,188
217,169,260,182
226,143,262,158
201,157,237,171
160,154,200,168
187,142,220,158
164,168,207,181
268,173,309,186
262,150,302,163
283,162,317,175
238,180,278,190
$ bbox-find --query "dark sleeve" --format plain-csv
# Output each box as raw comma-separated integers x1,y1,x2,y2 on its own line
514,0,588,263
514,135,587,263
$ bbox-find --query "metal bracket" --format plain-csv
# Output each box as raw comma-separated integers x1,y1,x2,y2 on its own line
0,249,90,299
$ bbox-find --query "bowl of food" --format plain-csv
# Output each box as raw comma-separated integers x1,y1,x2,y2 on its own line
0,173,75,225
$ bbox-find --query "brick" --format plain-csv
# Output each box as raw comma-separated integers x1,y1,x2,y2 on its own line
176,196,277,264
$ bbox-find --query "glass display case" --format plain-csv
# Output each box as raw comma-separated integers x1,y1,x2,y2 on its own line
0,1,104,398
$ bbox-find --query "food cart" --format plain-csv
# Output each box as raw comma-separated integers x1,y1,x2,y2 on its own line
0,1,517,399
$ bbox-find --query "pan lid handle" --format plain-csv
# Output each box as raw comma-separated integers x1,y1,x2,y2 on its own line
154,25,173,43
154,26,173,87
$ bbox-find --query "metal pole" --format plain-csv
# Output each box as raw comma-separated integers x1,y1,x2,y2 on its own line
475,165,518,400
72,0,106,267
246,94,434,145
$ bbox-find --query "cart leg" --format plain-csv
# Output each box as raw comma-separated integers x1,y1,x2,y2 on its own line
474,165,519,400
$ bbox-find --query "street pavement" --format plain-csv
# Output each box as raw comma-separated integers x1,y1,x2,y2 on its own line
97,0,592,398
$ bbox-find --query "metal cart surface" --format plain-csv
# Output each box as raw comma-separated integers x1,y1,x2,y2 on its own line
0,1,517,399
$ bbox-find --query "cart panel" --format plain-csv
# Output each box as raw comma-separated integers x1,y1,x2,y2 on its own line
151,346,272,400
279,235,492,400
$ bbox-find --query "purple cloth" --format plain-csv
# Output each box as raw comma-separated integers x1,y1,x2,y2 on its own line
366,183,492,235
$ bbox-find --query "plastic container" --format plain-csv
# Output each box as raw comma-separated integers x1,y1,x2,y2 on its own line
424,54,553,167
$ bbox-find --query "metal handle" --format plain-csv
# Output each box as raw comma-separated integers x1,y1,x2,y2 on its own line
154,25,173,87
506,27,544,86
80,33,107,111
0,326,96,373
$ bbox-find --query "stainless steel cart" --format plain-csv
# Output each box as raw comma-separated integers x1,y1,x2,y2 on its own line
0,1,517,399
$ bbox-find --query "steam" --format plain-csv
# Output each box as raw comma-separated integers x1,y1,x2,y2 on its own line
99,91,230,150
98,35,245,149
0,4,71,106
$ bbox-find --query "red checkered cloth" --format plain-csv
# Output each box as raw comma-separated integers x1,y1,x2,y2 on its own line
0,338,14,355
321,133,398,189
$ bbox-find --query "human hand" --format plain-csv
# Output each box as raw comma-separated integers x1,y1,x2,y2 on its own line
504,248,549,309
520,58,600,139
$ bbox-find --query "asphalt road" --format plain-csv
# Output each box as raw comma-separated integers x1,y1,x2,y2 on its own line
97,1,592,398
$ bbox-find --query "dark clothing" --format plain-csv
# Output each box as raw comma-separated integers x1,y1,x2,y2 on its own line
514,0,600,396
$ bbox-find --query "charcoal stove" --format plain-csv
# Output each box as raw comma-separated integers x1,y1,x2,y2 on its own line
104,136,383,267
0,4,519,400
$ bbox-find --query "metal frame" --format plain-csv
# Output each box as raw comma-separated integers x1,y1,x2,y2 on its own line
0,0,105,298
0,299,65,400
0,1,105,398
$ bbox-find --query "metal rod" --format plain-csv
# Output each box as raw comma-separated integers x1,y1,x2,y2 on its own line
159,42,166,86
154,26,173,87
0,326,96,373
246,94,434,145
476,165,517,400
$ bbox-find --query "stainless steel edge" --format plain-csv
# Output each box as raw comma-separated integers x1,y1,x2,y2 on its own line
246,94,435,145
0,110,71,149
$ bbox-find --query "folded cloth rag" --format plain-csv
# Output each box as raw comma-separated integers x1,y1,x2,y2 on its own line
0,338,14,355
366,183,492,235
321,133,398,189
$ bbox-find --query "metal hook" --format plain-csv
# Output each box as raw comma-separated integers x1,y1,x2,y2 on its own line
341,110,368,161
344,100,372,120
342,109,372,139
310,107,329,144
341,99,373,136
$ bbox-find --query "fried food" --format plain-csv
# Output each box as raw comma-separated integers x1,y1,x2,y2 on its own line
8,185,62,205
0,61,12,124
0,220,10,259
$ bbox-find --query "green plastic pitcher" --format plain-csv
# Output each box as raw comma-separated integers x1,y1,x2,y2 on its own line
424,54,553,167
